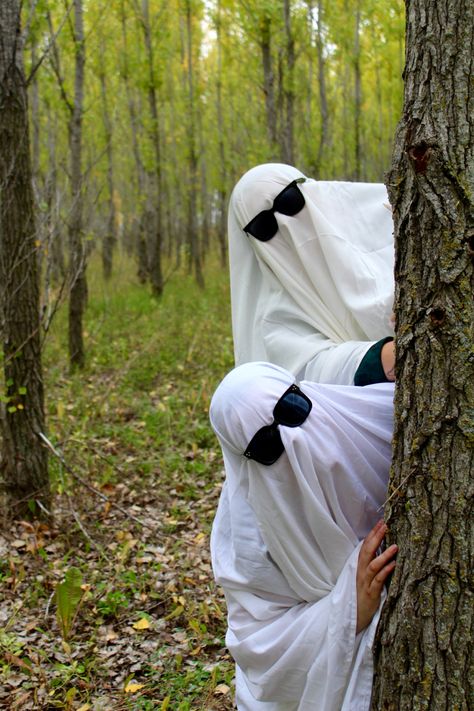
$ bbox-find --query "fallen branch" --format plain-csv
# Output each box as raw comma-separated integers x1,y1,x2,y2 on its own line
37,431,156,532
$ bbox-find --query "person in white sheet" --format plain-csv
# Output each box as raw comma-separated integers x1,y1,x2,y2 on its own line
228,163,396,386
210,362,397,710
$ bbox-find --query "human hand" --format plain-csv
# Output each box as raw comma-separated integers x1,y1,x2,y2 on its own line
381,340,396,381
356,520,397,634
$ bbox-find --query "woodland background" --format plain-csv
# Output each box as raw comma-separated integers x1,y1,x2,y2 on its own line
0,0,405,708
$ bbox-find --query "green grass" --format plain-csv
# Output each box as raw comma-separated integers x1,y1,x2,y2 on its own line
0,251,236,709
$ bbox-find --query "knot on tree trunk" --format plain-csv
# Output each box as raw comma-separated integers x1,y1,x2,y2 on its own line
407,141,433,174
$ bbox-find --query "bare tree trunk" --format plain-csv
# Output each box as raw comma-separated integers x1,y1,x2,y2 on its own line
372,1,474,708
120,1,148,283
259,11,279,159
314,0,329,177
0,0,49,520
214,0,227,267
99,69,117,281
353,1,362,180
68,0,87,370
282,0,295,165
184,0,204,288
141,0,163,298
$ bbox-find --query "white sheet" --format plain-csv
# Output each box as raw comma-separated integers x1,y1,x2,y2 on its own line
210,362,394,710
228,164,395,384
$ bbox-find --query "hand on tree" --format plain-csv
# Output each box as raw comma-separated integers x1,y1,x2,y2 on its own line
356,520,398,634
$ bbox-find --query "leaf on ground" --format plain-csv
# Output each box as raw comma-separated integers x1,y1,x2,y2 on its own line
214,684,231,696
132,618,150,630
124,681,145,693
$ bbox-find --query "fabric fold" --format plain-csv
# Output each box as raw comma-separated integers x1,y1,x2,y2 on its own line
210,362,394,710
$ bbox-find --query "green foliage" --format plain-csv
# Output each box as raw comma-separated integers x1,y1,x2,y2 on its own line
55,567,84,640
1,256,234,708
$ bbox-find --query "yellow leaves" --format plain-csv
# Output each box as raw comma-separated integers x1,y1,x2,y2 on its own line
132,617,151,630
124,681,145,693
193,531,206,546
160,697,171,710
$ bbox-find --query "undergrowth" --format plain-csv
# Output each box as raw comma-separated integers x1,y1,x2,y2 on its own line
0,253,235,710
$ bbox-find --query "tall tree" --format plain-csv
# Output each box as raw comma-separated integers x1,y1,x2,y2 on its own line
281,0,295,164
372,1,474,708
183,0,205,288
0,0,49,519
98,57,117,281
138,0,164,298
67,0,87,369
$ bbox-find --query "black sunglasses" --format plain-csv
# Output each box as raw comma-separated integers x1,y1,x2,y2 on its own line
243,383,312,465
243,178,306,241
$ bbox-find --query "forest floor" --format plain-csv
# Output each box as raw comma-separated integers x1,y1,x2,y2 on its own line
0,256,236,710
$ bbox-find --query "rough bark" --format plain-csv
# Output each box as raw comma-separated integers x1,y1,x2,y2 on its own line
0,0,49,520
68,0,87,370
372,1,474,709
141,0,164,298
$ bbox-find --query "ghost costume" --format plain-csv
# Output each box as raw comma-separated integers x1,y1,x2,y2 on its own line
228,164,395,384
210,362,394,710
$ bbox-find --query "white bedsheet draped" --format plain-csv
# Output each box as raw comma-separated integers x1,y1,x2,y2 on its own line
210,362,394,709
228,164,395,384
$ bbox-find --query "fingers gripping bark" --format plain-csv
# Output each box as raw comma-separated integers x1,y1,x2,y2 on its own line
356,520,398,634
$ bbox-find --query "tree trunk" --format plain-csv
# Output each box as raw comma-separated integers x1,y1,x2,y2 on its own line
119,1,148,284
353,1,362,180
184,0,204,289
259,12,279,159
68,0,87,370
99,69,117,281
0,0,49,520
141,0,163,298
372,1,474,709
314,0,329,177
282,0,295,165
214,0,227,268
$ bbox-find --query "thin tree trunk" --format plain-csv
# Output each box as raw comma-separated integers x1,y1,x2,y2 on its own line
99,69,117,281
215,0,227,267
353,1,362,180
259,12,279,159
282,0,295,164
184,0,204,288
120,2,148,283
315,0,329,177
68,0,86,370
372,1,474,708
0,0,49,520
141,0,163,298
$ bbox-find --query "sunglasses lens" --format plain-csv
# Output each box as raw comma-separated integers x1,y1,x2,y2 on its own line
244,211,278,241
274,390,312,426
244,425,285,465
274,183,305,216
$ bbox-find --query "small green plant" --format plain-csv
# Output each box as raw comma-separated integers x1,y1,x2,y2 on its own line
96,589,129,618
55,567,84,640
